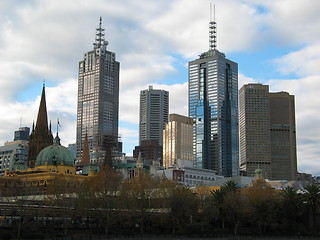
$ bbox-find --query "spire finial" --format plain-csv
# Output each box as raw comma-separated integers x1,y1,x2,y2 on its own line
57,118,61,135
93,17,107,48
209,3,217,50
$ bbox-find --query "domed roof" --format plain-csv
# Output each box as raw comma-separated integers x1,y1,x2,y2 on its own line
36,134,74,167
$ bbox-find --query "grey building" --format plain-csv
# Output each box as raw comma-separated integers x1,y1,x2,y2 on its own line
188,19,239,177
76,18,120,162
14,127,30,141
239,83,297,180
139,86,169,146
0,140,28,172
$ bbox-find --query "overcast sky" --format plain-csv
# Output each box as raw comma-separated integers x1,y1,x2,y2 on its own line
1,0,320,176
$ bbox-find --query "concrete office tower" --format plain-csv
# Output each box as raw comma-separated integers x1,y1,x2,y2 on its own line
239,84,272,178
14,127,30,141
239,84,297,180
139,86,169,146
76,18,120,162
188,17,238,177
163,114,193,169
269,92,297,180
0,140,28,172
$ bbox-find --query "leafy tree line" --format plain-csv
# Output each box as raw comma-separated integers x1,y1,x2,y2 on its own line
1,168,320,238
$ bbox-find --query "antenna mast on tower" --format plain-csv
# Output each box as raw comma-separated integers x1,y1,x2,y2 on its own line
209,3,217,50
94,17,107,48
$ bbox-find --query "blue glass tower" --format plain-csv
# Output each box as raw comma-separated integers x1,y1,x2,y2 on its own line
188,19,239,177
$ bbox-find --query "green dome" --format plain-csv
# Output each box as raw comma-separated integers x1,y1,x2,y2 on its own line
36,134,74,167
82,164,100,175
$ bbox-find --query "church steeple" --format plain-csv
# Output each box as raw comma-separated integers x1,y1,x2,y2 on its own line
27,85,53,168
35,85,50,132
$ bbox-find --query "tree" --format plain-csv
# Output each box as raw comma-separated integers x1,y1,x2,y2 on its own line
169,186,198,236
118,172,157,237
208,188,226,230
244,180,281,235
221,181,242,236
45,176,72,237
280,186,304,233
6,180,35,239
85,167,123,237
195,183,212,234
304,183,320,234
223,180,238,192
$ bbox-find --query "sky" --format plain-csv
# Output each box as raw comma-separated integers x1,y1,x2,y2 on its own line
1,0,320,176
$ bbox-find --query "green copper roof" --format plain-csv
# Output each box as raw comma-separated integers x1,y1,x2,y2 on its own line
36,134,74,167
82,164,100,175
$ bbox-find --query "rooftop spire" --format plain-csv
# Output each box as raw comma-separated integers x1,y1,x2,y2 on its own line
93,17,108,48
36,85,49,132
209,3,217,50
57,118,61,135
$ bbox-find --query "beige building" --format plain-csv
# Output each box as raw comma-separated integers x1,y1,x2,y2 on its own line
239,84,297,180
163,114,193,168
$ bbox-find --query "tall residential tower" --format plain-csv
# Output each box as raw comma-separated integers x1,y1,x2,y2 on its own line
188,17,239,177
76,18,120,163
139,86,169,146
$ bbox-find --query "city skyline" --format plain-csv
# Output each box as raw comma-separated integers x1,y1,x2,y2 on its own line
0,0,320,175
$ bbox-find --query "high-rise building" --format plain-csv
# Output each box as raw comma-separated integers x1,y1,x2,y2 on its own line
163,114,193,169
239,84,272,178
76,18,120,163
28,85,53,168
139,85,169,146
14,127,30,141
239,83,297,180
188,19,239,177
269,91,297,180
133,140,162,163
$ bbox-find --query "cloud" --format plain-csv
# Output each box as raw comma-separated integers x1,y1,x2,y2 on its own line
262,0,320,46
145,0,269,57
274,44,320,77
238,73,256,88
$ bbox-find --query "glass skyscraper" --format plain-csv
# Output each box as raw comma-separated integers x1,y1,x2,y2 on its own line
188,20,239,177
76,18,119,162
